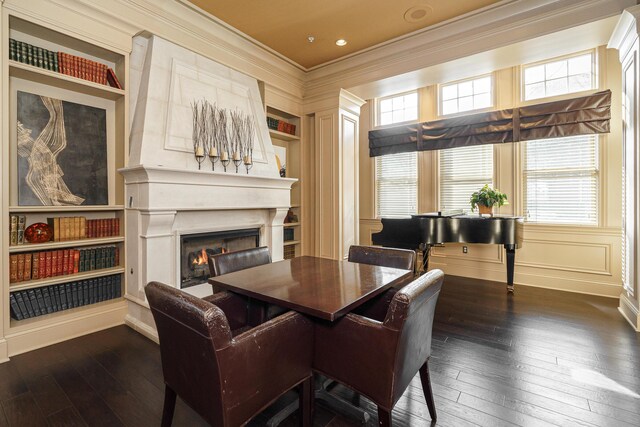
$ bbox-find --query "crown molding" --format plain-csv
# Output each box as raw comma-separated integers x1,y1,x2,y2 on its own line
304,0,634,100
24,0,306,99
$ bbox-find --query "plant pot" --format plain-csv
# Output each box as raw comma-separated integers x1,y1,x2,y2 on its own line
478,205,493,216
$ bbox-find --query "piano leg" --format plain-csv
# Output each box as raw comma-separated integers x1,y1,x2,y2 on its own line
421,245,432,274
505,245,516,293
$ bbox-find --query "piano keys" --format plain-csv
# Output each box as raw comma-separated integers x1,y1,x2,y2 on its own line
372,212,524,292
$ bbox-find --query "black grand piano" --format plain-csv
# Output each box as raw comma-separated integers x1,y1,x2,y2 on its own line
372,212,524,292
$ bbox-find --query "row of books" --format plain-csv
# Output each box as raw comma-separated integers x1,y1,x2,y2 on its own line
9,274,122,321
266,117,296,136
9,246,120,283
8,38,122,89
9,39,58,72
9,215,26,245
47,217,120,242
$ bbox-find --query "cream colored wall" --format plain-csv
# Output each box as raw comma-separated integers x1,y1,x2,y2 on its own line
359,46,624,297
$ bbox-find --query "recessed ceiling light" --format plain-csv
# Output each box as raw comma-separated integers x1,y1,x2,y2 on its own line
307,36,315,43
335,39,347,47
404,5,433,23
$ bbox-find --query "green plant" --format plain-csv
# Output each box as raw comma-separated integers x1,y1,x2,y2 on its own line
470,184,509,211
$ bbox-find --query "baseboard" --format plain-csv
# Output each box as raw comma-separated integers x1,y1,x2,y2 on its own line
619,294,640,331
5,301,127,357
430,261,621,298
124,300,159,343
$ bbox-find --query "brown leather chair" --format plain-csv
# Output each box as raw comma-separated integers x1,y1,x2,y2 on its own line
348,245,416,271
208,246,271,277
145,282,314,427
313,269,444,426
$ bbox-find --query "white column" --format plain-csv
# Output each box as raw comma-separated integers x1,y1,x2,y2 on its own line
609,5,640,330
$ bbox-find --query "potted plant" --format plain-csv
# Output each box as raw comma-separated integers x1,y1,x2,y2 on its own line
470,184,508,216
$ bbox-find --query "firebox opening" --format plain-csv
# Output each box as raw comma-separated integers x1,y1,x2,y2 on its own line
180,228,260,288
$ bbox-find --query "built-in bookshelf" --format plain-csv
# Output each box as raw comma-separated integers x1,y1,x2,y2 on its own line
267,106,303,259
2,14,129,353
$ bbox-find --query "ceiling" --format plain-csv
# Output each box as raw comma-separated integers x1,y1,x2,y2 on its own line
187,0,502,69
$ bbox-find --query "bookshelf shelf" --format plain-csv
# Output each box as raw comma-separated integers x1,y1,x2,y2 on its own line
9,266,125,292
268,129,299,142
283,240,300,246
9,236,124,253
9,298,126,333
9,205,124,213
283,222,300,227
9,60,124,100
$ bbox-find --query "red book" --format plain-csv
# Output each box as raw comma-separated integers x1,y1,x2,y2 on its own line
114,218,120,236
16,254,24,282
62,249,69,275
51,251,58,277
39,252,46,279
68,249,74,274
106,67,122,89
32,252,39,280
114,247,120,266
73,250,80,273
9,254,18,283
24,253,32,281
44,251,51,278
108,218,114,237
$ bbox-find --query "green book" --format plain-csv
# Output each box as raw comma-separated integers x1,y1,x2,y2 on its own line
42,48,50,70
9,38,16,61
51,51,58,72
36,47,44,69
18,41,26,64
26,43,34,66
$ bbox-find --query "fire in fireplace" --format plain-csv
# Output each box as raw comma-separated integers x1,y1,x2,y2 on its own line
180,228,260,288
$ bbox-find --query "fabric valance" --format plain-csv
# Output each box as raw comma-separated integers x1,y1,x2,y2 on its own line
368,90,611,157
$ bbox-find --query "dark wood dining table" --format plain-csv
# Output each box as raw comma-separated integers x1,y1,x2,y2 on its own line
208,255,414,322
208,255,414,424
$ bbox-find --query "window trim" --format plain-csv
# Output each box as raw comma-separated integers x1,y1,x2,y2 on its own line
375,89,419,129
437,73,495,118
520,49,598,106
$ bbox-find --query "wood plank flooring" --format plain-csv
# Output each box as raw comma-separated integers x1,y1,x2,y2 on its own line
1,276,639,426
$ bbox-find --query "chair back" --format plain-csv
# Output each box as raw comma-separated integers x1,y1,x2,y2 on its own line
145,282,231,425
383,269,444,404
208,246,271,277
348,245,415,271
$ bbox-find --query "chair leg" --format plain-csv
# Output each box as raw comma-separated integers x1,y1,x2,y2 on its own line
161,385,177,427
419,361,437,421
377,407,392,427
299,376,313,427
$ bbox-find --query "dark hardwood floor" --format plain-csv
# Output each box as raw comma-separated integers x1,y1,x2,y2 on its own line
1,276,639,426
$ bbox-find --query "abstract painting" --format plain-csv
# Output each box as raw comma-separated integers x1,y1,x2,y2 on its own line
17,91,108,206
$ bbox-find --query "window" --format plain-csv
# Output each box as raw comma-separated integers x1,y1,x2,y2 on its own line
523,135,599,225
523,51,595,101
377,91,418,126
439,145,493,213
440,75,492,116
375,91,418,217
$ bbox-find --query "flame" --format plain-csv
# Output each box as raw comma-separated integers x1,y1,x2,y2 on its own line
192,248,208,266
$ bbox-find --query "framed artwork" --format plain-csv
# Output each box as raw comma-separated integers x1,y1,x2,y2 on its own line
16,91,108,206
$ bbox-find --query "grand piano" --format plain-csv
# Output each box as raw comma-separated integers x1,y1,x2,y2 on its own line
372,212,524,292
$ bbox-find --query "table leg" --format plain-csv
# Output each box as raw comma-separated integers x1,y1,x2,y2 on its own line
505,245,515,293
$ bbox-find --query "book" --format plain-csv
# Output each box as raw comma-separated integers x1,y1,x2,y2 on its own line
39,252,46,279
32,252,40,280
73,217,80,240
51,250,58,277
17,215,26,244
9,293,23,321
42,287,54,314
60,284,69,310
9,38,16,61
56,249,63,276
71,282,79,308
34,288,46,315
106,67,122,89
27,289,41,317
52,286,62,312
73,250,80,274
16,253,25,282
9,254,18,283
62,249,69,275
47,217,60,242
15,292,29,320
80,217,86,239
10,214,18,246
45,251,52,278
24,253,32,281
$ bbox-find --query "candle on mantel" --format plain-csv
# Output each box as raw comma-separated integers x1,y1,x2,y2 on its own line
195,146,204,157
243,155,252,165
209,147,218,157
232,151,241,161
220,151,229,161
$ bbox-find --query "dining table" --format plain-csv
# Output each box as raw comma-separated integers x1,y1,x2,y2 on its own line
208,255,414,424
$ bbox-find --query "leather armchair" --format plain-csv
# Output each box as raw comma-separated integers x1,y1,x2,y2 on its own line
313,269,444,426
348,245,415,271
145,282,314,427
208,246,271,277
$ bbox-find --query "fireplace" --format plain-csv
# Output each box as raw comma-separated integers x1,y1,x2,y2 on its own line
180,228,260,288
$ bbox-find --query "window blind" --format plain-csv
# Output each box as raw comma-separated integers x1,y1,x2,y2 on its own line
524,135,598,225
439,145,493,213
376,152,417,217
